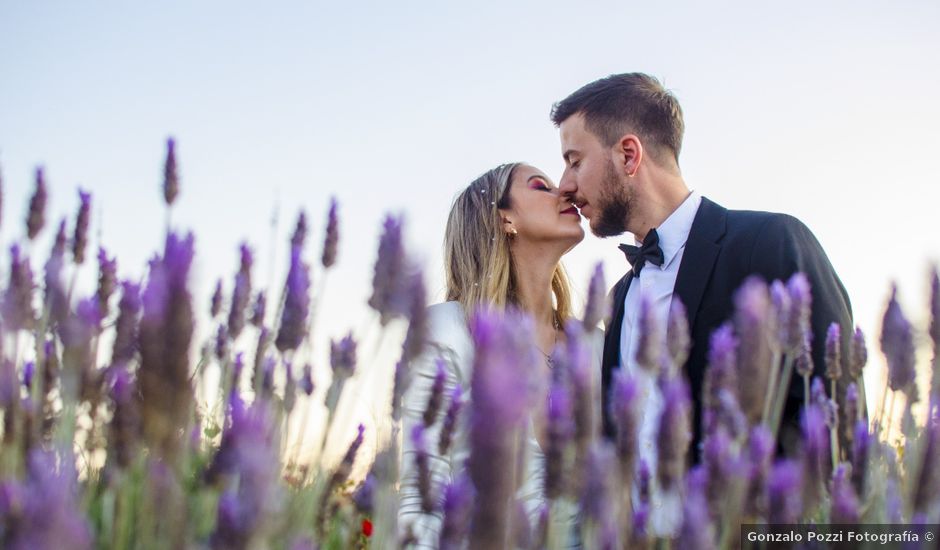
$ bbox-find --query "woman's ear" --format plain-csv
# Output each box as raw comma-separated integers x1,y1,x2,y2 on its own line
501,217,518,236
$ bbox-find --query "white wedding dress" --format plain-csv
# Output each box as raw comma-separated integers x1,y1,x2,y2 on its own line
399,301,601,548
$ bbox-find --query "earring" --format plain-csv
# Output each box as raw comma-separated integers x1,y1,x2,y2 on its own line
510,227,518,235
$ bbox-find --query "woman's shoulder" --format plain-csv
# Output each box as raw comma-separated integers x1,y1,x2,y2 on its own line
425,301,471,347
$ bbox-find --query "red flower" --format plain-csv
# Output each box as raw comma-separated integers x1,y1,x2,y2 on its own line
362,518,373,537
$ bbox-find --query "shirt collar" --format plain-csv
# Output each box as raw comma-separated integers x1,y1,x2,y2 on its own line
637,190,702,270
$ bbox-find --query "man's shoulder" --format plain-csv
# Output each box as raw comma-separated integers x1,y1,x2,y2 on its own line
718,204,809,239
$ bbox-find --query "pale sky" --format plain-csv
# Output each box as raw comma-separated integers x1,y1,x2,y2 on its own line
2,0,938,460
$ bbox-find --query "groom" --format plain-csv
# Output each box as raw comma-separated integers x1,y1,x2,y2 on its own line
552,73,856,462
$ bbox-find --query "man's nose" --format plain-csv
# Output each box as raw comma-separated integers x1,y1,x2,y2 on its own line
558,169,577,199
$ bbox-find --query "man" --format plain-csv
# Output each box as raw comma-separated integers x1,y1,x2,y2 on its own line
551,73,855,470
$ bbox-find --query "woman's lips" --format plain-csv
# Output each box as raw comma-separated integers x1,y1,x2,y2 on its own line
561,206,580,217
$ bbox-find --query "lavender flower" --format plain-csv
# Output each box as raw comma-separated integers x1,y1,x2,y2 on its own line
22,361,35,390
767,460,803,524
850,419,870,496
106,364,139,470
138,232,196,460
299,363,314,396
215,324,229,361
26,167,48,240
422,358,447,427
880,285,916,393
71,189,91,264
410,424,436,513
678,467,717,550
786,272,812,353
96,247,117,315
582,262,606,329
849,326,867,381
657,376,692,491
930,267,940,369
44,221,69,325
560,320,596,457
438,384,464,456
824,322,842,381
609,368,640,485
368,214,409,325
634,294,662,372
668,299,691,367
1,449,92,550
163,138,179,206
913,407,940,514
275,246,310,352
329,332,357,378
250,291,266,327
3,244,37,331
111,281,141,365
323,424,365,501
734,277,777,423
745,425,774,518
545,380,574,499
811,376,838,429
210,279,223,318
795,330,814,378
438,476,474,550
321,197,339,268
770,280,792,352
844,383,859,434
703,427,743,516
704,322,738,411
580,443,621,549
290,211,307,250
467,308,538,549
353,472,376,514
800,405,829,512
401,270,428,365
228,243,253,340
830,463,860,524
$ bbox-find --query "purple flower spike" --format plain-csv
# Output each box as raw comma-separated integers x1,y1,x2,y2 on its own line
657,376,692,491
467,308,538,549
368,214,409,325
275,246,310,352
580,443,620,549
299,363,314,396
850,419,871,495
786,273,812,352
824,323,842,381
72,189,91,264
770,280,792,352
326,424,365,494
163,138,179,206
745,425,774,518
249,291,266,328
635,294,662,372
913,408,940,513
210,279,223,318
705,322,738,410
111,281,141,365
795,331,814,378
107,364,140,470
609,368,640,484
227,243,253,340
438,475,474,550
215,324,229,361
811,376,838,429
880,285,916,394
410,424,436,513
831,463,860,524
26,167,48,240
847,327,867,382
438,384,464,456
844,383,859,431
545,380,574,499
401,270,428,365
668,299,691,367
678,467,717,550
4,244,37,331
800,405,829,512
290,211,307,250
422,358,447,427
329,332,357,378
44,220,69,325
96,247,118,315
582,262,606,329
321,197,339,268
929,267,940,369
767,460,803,524
353,472,376,514
734,277,776,423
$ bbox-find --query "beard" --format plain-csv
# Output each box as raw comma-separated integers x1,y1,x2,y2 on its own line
590,160,633,238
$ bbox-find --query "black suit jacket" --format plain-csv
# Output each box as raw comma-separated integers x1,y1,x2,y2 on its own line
601,197,855,461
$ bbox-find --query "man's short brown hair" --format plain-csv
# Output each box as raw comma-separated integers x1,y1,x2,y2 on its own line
551,73,684,166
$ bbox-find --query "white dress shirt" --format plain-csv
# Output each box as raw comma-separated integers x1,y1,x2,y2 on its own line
619,190,702,535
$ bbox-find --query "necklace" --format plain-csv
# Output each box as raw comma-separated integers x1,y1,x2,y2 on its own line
539,312,561,368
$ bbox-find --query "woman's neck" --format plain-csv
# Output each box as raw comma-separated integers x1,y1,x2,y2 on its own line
510,243,561,328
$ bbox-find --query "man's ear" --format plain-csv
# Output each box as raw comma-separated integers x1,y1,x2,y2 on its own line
617,134,644,177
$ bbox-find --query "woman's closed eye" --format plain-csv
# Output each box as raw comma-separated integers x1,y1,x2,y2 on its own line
529,179,554,192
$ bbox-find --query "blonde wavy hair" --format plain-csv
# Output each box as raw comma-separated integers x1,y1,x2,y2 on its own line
444,163,574,323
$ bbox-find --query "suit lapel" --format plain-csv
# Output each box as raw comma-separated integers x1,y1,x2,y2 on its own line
673,197,726,331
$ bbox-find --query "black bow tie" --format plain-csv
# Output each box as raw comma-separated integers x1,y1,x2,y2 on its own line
619,229,664,277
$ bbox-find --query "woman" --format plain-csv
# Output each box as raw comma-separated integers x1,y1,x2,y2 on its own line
399,162,596,547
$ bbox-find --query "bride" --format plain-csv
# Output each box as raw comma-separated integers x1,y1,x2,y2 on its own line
399,162,594,547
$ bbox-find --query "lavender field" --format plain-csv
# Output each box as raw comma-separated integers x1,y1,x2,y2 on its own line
1,141,939,549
